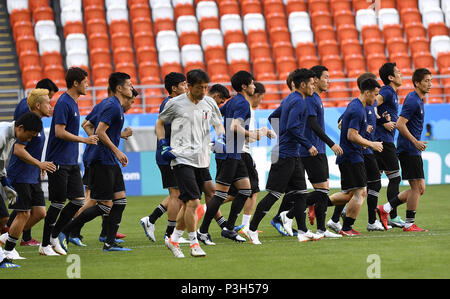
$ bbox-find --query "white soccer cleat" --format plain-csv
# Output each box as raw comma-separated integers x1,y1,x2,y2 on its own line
0,232,8,246
326,219,342,234
367,220,385,231
247,229,262,245
178,236,190,244
297,230,323,242
140,216,156,242
4,248,26,260
280,211,294,236
166,237,185,258
190,243,206,257
238,225,250,239
38,244,59,256
50,237,67,255
317,229,342,238
197,230,216,246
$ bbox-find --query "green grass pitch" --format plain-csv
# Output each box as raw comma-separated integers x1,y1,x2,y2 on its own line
1,184,450,279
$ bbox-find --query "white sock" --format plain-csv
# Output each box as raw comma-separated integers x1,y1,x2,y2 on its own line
383,202,392,213
188,231,198,246
171,229,184,243
241,214,251,227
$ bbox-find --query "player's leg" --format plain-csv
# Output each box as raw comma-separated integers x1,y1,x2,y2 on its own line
202,179,227,230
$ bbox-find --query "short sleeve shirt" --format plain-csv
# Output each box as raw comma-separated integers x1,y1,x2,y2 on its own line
397,91,425,156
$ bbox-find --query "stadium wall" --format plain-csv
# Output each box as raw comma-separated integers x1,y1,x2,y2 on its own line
41,104,450,196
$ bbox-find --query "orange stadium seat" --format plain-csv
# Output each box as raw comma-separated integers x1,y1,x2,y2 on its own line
16,35,38,55
136,46,158,64
22,65,43,89
266,12,288,31
10,9,31,27
32,6,54,23
367,53,388,74
361,24,382,41
138,61,160,79
44,64,66,82
116,62,138,84
322,55,344,72
250,42,271,60
310,11,333,28
428,23,449,41
84,0,104,7
110,20,131,35
134,31,155,49
314,25,336,44
387,37,408,56
153,20,175,35
334,10,355,28
210,73,231,84
174,2,195,20
308,0,330,14
272,41,295,60
337,23,359,41
160,63,183,79
90,48,111,65
380,0,396,9
64,21,84,37
437,52,450,71
344,53,366,73
204,45,227,63
318,39,339,57
85,5,106,21
129,3,151,20
218,0,240,16
269,27,291,44
229,60,251,75
207,59,229,77
18,50,40,70
397,0,419,11
113,47,135,65
29,0,50,11
298,55,320,69
111,32,132,49
340,39,362,57
404,22,426,41
86,19,108,37
383,23,403,41
286,0,307,15
295,42,317,58
400,7,422,25
408,36,430,55
390,52,412,70
132,18,153,35
413,51,435,69
223,31,245,48
92,63,113,82
352,0,371,11
41,51,63,68
253,57,276,74
263,0,285,14
240,0,263,16
12,21,33,41
88,33,109,50
363,38,385,57
330,0,352,15
247,30,268,47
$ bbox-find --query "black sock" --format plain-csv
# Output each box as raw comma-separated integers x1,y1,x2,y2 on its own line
6,210,16,227
387,172,401,218
63,204,110,236
276,192,295,217
226,189,251,230
342,216,356,231
149,204,166,224
331,204,346,223
199,191,227,233
100,215,108,238
42,202,65,246
215,216,228,229
4,235,18,252
165,220,176,237
367,181,381,224
22,229,32,242
293,193,307,233
52,200,84,239
106,198,127,245
315,190,329,232
388,195,403,210
405,210,416,225
249,191,282,231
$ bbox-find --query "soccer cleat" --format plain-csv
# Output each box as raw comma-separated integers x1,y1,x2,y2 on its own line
178,236,190,244
69,237,87,247
247,229,262,245
58,232,69,252
326,219,342,234
297,230,321,242
116,232,126,239
0,258,20,268
367,220,385,231
20,238,40,246
271,217,289,236
238,225,250,239
317,229,342,238
166,237,184,258
38,244,59,256
50,236,67,255
234,224,245,233
339,228,360,236
140,216,156,242
388,216,406,228
98,236,124,243
4,249,26,260
308,204,316,225
103,242,131,252
221,228,246,242
376,205,390,230
0,232,7,246
190,243,206,257
280,211,294,236
197,230,216,246
403,224,428,232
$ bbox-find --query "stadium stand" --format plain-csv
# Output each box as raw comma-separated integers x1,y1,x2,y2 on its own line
1,0,449,115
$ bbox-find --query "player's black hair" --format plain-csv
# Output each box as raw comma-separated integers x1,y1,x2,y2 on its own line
291,68,315,89
379,62,397,86
310,65,328,79
231,70,254,92
65,67,88,89
35,78,59,92
254,82,265,94
357,72,377,90
15,111,43,132
108,72,131,93
209,84,230,99
186,69,210,86
412,68,432,87
360,78,381,92
164,72,186,94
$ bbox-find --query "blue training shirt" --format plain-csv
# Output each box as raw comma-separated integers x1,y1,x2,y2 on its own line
336,98,367,164
397,91,425,156
363,101,378,155
82,100,106,166
155,96,173,166
215,93,250,160
269,91,312,159
300,92,326,157
375,85,399,143
7,98,45,184
45,92,80,165
86,96,124,166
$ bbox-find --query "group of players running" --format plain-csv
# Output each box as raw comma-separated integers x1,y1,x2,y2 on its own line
0,61,431,267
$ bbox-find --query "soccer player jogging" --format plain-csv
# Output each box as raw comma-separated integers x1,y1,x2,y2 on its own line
2,79,58,247
157,69,222,258
41,67,99,256
247,68,320,244
377,68,432,232
279,66,343,239
328,78,383,236
140,72,188,243
0,112,42,268
1,90,57,259
59,72,136,252
198,71,263,243
375,62,406,228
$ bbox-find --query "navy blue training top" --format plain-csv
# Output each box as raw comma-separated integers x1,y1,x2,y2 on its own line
375,85,399,143
397,91,425,156
300,92,326,157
